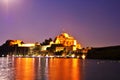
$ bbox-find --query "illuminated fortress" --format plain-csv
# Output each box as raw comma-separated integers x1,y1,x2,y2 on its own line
4,32,82,55
54,33,82,51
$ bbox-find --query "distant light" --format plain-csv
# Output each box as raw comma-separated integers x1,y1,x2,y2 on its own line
46,55,49,57
32,55,35,57
18,43,35,47
7,55,9,57
12,55,15,57
2,55,4,57
71,54,75,58
82,54,86,59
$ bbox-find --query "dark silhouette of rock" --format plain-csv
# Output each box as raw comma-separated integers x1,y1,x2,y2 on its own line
87,45,120,60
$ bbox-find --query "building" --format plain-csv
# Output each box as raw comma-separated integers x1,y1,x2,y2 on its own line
54,32,82,51
8,40,40,55
18,43,36,55
40,32,82,52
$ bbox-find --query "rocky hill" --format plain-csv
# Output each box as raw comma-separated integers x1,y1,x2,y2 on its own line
87,45,120,60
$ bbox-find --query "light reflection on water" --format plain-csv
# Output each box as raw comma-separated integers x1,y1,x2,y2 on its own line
48,58,82,80
0,57,14,80
0,57,120,80
14,58,35,80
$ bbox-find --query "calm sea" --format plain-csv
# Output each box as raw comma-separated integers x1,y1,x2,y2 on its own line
0,57,120,80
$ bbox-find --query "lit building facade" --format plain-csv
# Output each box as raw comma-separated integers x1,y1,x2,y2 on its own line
6,32,82,55
54,33,82,51
9,40,23,46
8,40,38,55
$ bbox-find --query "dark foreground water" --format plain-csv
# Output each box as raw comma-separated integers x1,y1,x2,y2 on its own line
0,57,120,80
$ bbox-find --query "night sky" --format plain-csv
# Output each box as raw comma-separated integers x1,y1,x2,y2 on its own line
0,0,120,47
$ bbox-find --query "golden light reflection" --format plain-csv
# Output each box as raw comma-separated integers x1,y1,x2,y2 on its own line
48,58,82,80
14,58,35,80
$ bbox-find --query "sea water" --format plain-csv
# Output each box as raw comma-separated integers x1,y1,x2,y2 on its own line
0,57,120,80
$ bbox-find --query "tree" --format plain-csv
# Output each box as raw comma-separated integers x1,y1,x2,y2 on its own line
41,38,53,45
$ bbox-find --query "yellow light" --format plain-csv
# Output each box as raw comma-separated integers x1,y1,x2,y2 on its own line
15,58,35,80
10,40,22,45
71,54,75,58
62,33,69,37
18,43,35,47
81,54,86,59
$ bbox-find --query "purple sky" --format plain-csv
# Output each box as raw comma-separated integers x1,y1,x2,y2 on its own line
0,0,120,47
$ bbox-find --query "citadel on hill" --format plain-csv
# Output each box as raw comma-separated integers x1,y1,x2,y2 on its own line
0,32,120,60
0,32,85,57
